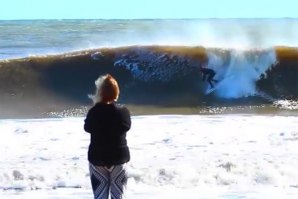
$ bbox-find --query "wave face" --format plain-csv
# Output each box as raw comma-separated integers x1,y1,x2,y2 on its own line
0,45,297,118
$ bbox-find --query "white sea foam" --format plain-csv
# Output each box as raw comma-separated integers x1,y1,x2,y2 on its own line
1,115,298,198
273,100,298,110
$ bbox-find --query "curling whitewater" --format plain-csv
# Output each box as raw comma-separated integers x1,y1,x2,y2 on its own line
1,115,298,198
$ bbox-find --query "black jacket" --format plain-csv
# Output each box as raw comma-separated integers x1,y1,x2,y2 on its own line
84,103,131,166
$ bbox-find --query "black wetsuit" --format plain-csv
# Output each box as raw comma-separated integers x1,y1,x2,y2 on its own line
200,68,218,88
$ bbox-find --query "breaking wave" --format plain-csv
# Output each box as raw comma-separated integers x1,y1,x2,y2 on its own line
0,45,297,117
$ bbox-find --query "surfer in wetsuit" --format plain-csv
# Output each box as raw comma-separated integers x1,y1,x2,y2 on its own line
200,65,218,88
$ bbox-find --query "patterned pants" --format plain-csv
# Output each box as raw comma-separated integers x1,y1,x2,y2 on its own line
89,163,128,199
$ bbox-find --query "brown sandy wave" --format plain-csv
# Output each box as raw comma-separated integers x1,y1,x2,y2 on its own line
0,45,297,118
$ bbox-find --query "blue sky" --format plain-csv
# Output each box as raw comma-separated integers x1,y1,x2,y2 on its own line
1,0,298,20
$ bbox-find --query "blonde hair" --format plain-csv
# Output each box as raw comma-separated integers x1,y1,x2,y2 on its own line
89,74,120,104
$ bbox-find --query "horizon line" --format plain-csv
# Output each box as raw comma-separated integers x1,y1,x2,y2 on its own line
0,17,297,21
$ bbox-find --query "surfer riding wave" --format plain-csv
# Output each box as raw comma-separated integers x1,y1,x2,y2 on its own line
200,65,218,88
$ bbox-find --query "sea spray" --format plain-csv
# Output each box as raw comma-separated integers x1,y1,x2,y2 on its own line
206,48,277,98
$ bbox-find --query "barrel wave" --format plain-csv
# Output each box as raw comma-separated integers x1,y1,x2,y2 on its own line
0,45,297,118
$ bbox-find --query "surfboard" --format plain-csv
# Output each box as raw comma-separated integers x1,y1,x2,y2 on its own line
205,84,219,95
205,75,234,95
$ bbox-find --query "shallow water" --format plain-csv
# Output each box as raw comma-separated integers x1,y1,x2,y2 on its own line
1,115,298,198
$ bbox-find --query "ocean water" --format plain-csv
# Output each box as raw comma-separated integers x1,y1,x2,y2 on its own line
1,19,298,60
0,19,298,198
1,116,298,199
0,19,297,118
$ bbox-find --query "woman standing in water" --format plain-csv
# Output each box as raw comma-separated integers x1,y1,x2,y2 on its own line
84,74,131,199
